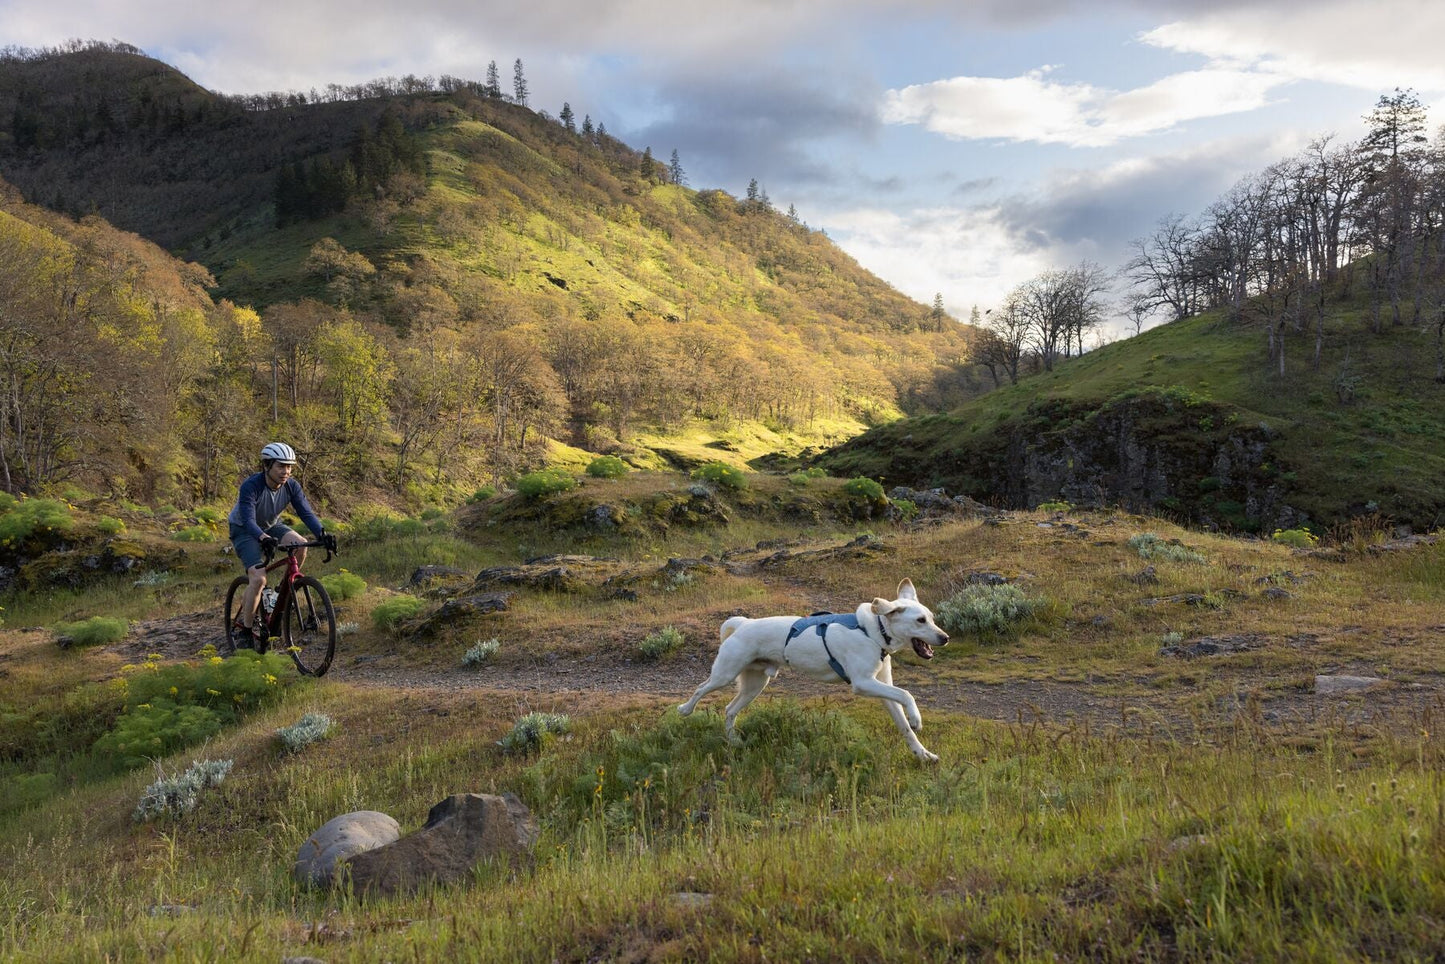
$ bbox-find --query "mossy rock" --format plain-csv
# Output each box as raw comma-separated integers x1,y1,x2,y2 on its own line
17,537,184,590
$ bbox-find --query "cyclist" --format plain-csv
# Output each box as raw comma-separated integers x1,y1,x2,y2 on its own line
226,442,335,648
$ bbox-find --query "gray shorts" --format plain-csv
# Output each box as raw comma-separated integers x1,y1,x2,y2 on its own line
229,522,294,571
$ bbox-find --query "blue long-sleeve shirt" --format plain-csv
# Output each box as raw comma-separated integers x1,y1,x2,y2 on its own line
228,473,324,541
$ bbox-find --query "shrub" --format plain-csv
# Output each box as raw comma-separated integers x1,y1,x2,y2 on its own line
133,759,233,822
193,507,225,525
786,471,812,486
420,506,447,521
172,525,217,542
498,711,570,755
692,462,747,490
803,466,827,479
53,616,129,648
517,468,577,499
372,595,425,632
0,497,73,546
586,455,629,479
276,712,335,753
466,485,497,504
842,477,885,500
638,626,685,661
463,638,501,668
1128,533,1206,564
936,583,1040,640
1272,528,1320,549
320,570,367,601
1161,631,1184,647
97,515,126,535
1036,500,1072,512
891,499,919,522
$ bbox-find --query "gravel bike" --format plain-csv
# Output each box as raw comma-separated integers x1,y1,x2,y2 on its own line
224,538,338,676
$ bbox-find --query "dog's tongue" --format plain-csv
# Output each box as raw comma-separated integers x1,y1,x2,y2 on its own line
912,638,934,660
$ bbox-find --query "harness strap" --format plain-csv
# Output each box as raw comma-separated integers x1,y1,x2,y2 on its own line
784,612,875,684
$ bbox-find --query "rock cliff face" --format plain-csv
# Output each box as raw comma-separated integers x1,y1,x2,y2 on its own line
828,387,1307,532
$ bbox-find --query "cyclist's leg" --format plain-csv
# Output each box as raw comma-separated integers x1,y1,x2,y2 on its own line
229,524,266,632
275,524,306,567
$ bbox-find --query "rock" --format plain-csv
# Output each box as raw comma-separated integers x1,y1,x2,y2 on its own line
1260,587,1293,600
1314,675,1384,695
293,810,401,888
472,564,585,593
407,593,512,637
965,571,1009,586
1127,565,1159,586
407,565,469,589
344,793,538,896
1160,635,1261,659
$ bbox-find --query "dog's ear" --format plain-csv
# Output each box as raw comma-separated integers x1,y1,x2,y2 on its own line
897,579,917,601
871,598,897,615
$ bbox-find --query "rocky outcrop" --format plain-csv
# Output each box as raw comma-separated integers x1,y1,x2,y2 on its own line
343,793,537,896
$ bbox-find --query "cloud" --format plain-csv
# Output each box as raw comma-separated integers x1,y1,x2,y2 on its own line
1141,2,1445,94
881,64,1287,148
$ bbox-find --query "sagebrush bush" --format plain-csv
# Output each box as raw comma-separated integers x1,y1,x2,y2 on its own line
463,638,501,667
936,583,1040,640
133,759,233,822
53,616,129,648
276,712,335,752
321,570,367,600
586,455,629,479
0,497,73,546
517,468,578,499
692,462,747,490
638,626,685,661
498,712,570,755
372,595,425,632
96,515,126,535
1128,532,1206,564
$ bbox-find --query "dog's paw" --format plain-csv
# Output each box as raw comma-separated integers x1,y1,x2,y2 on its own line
677,703,692,716
914,748,939,764
907,713,923,732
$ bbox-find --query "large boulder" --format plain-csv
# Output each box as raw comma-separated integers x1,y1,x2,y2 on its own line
343,793,537,897
293,810,401,888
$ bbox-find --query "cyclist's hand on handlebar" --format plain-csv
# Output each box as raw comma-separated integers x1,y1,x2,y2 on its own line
321,532,339,554
259,534,278,555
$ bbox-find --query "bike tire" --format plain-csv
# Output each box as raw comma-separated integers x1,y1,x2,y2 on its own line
223,576,271,654
282,576,337,677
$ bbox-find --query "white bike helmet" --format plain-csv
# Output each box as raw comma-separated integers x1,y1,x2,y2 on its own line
260,442,297,464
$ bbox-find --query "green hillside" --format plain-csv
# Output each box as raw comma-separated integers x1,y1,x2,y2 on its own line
821,294,1445,531
0,43,986,509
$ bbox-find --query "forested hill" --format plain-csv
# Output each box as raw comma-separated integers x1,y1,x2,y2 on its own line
0,42,984,509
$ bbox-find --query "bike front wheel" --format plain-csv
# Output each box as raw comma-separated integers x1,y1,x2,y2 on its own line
282,576,337,677
223,576,272,654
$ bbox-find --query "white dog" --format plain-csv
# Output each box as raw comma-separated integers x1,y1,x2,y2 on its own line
678,579,950,762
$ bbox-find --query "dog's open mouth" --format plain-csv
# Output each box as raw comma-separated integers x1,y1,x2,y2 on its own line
912,638,934,660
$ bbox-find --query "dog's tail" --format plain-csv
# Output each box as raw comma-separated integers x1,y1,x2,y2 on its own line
719,615,748,645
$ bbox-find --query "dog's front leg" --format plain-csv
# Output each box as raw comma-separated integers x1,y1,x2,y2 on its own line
865,659,938,762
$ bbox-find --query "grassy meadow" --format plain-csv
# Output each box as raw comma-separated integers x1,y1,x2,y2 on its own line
1,476,1442,961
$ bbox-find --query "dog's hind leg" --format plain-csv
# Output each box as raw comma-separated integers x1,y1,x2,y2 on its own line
869,657,938,763
722,664,773,743
678,639,753,717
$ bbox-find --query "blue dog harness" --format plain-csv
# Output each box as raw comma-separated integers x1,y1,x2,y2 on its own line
784,612,889,684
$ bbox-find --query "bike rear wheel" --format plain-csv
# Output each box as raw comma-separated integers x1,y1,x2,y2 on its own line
282,576,337,677
222,576,270,654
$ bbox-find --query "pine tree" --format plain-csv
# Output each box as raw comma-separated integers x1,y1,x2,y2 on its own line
930,293,947,332
668,149,686,185
641,146,655,181
485,60,501,98
560,102,575,133
512,59,528,107
581,114,594,139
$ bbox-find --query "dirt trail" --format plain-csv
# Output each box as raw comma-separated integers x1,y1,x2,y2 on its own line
110,610,1442,736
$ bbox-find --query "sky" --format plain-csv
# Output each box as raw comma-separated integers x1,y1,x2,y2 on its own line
5,0,1445,336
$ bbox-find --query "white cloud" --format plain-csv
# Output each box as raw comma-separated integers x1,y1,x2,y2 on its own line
1141,3,1445,94
882,64,1288,147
